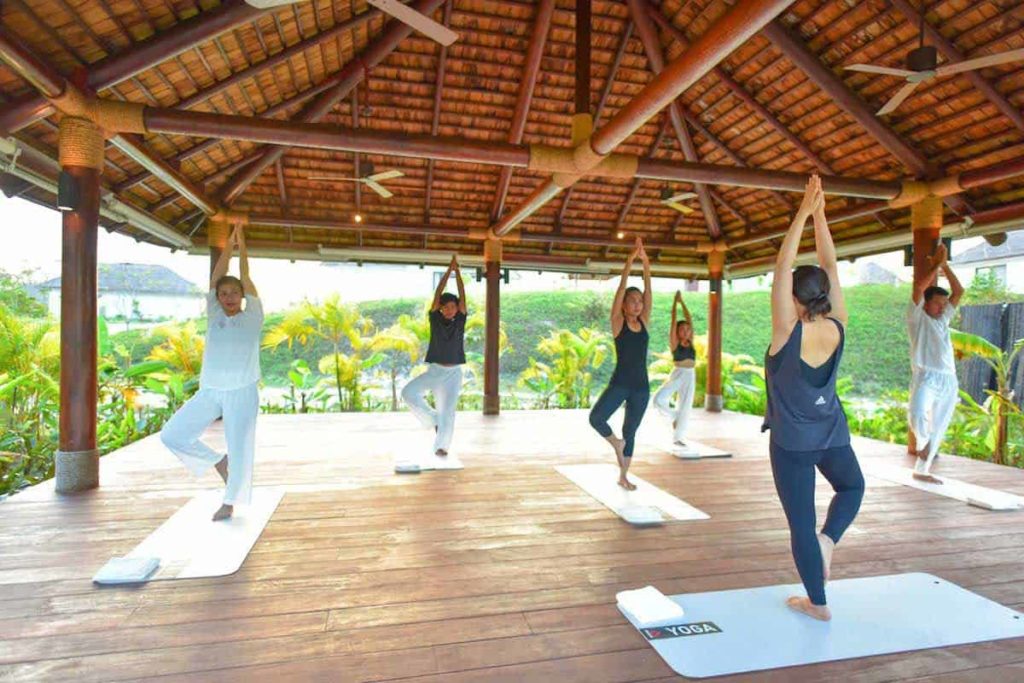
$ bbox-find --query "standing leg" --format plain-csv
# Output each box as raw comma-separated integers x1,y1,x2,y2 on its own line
433,367,463,454
674,369,696,444
770,444,831,620
908,372,935,459
919,378,958,476
160,390,225,476
653,369,683,422
817,444,866,579
618,389,651,490
402,365,441,431
589,384,629,473
216,383,260,519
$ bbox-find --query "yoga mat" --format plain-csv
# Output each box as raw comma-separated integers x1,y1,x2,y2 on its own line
556,464,709,525
95,487,283,583
620,573,1024,678
864,462,1024,511
394,453,464,473
669,439,732,460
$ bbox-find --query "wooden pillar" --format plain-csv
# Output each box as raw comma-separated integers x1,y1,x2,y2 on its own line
55,116,104,493
705,251,725,412
483,239,502,415
907,195,944,453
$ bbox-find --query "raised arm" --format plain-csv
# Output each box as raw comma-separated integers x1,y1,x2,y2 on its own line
680,293,692,328
430,258,455,312
941,256,964,307
912,242,946,305
236,227,259,298
453,256,467,314
610,243,638,337
669,291,680,349
639,239,652,326
771,175,820,353
209,226,236,290
812,184,846,325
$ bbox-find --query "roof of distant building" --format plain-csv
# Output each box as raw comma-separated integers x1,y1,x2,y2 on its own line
955,232,1024,265
39,263,201,295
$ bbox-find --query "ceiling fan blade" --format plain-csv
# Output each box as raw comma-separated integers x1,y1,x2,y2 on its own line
366,0,458,46
936,48,1024,77
876,81,920,116
844,63,915,78
665,201,695,215
364,179,394,198
367,169,404,182
244,0,304,8
666,192,698,203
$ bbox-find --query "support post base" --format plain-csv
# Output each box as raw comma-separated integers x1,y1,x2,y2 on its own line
705,394,724,413
483,395,500,416
55,449,99,493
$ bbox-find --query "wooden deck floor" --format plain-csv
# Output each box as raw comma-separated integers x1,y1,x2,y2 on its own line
2,409,1024,682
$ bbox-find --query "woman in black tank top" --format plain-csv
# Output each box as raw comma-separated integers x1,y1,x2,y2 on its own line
765,175,865,622
588,237,652,491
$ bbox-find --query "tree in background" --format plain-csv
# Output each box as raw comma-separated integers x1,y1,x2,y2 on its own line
371,323,422,410
0,268,47,318
518,327,610,408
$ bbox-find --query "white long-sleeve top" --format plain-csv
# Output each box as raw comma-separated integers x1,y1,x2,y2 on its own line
907,299,957,377
199,290,264,390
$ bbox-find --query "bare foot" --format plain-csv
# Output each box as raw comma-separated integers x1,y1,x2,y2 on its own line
214,455,228,484
435,449,448,457
817,533,835,583
618,475,637,491
913,472,943,485
915,444,929,460
212,504,233,521
786,596,831,621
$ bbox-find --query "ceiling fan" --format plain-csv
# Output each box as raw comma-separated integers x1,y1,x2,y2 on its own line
245,0,458,46
661,189,697,214
309,164,404,198
843,5,1024,116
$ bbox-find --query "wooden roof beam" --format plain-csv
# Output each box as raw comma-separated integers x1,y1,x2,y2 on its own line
0,0,266,135
490,0,556,222
425,0,454,222
217,0,448,208
629,0,722,239
888,0,1024,134
492,0,793,237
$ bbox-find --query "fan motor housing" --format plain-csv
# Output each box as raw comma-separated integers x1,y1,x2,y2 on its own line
907,45,938,72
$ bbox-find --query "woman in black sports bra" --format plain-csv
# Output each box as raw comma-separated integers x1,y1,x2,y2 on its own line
589,237,652,490
763,174,865,622
653,291,697,447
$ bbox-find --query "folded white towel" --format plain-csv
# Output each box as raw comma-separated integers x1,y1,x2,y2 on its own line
616,585,685,626
93,556,160,584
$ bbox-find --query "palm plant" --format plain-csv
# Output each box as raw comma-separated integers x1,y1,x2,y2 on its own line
370,323,421,410
518,327,611,408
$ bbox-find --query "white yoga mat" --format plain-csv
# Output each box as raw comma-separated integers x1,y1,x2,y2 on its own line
394,454,464,474
864,462,1024,511
620,573,1024,679
96,487,283,583
669,439,732,460
557,464,709,525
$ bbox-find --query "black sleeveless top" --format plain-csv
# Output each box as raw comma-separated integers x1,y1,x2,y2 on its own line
762,319,850,451
610,320,649,390
673,343,696,362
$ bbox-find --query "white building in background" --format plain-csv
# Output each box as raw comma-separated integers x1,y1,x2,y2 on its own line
953,232,1024,291
37,263,204,323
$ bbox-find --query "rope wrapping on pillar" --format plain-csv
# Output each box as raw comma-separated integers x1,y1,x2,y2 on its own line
911,195,944,231
58,116,105,170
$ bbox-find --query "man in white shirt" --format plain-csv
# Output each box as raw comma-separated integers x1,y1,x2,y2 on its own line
907,243,964,484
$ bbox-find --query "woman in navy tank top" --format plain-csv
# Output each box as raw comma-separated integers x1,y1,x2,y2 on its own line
589,237,652,490
763,175,865,621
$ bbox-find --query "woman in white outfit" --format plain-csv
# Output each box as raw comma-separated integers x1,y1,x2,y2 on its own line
653,290,697,447
160,225,263,521
402,255,467,456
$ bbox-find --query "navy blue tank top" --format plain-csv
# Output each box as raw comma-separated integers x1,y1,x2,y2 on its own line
610,320,649,390
673,343,695,362
762,319,850,450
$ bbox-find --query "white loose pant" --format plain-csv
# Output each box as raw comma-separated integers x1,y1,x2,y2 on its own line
401,364,463,452
653,366,696,443
160,383,259,506
909,370,959,473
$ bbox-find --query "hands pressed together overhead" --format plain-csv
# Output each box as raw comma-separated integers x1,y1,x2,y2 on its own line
798,173,826,219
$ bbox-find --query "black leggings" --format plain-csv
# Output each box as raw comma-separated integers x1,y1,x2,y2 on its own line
770,443,865,606
589,384,650,458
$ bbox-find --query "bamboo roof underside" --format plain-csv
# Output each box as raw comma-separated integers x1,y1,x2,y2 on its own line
1,0,1023,274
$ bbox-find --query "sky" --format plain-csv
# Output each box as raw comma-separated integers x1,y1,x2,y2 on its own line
1,193,984,313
